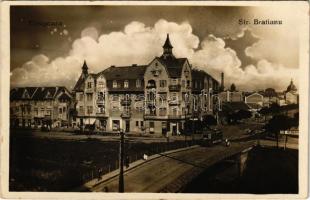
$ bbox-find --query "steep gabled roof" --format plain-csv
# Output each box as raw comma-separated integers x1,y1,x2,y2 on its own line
102,65,147,80
101,65,147,92
191,69,207,79
73,74,86,92
10,87,71,101
163,34,173,49
157,57,187,78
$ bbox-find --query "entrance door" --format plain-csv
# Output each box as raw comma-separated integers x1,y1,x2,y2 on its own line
125,120,130,132
162,122,167,136
172,124,177,135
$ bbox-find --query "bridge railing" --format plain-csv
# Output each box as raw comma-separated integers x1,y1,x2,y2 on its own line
80,140,199,184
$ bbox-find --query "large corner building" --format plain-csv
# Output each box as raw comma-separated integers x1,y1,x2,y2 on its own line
73,34,220,135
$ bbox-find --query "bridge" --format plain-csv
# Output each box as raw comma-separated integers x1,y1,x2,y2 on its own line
74,140,256,193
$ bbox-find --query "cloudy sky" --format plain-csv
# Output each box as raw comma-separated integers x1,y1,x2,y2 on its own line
10,5,301,91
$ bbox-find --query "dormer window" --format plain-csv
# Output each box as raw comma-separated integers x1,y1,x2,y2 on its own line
124,80,129,88
87,82,92,89
113,80,117,88
136,79,141,88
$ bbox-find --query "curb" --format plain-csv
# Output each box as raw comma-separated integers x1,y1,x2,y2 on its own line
73,145,199,191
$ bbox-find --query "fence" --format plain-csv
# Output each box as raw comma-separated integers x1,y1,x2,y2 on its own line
80,140,198,183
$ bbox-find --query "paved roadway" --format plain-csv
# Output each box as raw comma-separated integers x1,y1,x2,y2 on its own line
88,140,255,192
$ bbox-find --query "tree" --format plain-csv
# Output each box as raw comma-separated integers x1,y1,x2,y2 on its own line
228,110,252,124
265,114,294,148
237,109,252,120
230,83,236,92
259,106,270,122
202,115,217,127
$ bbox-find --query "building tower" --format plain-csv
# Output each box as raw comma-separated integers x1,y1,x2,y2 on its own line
161,34,175,59
82,60,88,77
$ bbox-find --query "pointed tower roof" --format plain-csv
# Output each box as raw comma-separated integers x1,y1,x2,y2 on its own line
163,34,173,49
286,79,297,93
82,60,88,73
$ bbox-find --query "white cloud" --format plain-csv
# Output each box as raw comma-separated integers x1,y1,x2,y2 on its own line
11,19,298,92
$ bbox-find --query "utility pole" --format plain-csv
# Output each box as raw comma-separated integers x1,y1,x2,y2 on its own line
119,130,125,192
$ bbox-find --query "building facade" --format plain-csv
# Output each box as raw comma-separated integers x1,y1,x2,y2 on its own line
73,34,220,135
10,87,72,128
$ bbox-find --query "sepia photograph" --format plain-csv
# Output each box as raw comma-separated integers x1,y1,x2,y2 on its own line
0,1,309,199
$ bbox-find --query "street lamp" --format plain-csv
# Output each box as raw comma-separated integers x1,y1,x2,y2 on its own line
118,129,125,192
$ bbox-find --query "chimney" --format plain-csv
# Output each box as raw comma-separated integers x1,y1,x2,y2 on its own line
220,72,224,91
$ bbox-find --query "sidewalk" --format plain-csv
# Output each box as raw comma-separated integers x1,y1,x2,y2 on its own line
72,145,199,191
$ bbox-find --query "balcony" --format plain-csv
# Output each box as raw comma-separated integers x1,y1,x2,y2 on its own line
169,84,181,92
121,99,132,106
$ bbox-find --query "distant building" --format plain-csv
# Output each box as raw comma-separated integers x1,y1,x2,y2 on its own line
72,34,220,135
244,92,264,111
219,90,243,103
285,79,298,104
10,87,72,128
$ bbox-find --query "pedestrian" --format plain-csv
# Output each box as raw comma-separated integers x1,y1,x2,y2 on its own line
125,155,130,168
97,168,102,181
143,154,148,160
225,138,230,147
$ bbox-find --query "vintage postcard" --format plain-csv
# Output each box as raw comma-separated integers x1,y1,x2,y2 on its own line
0,1,309,199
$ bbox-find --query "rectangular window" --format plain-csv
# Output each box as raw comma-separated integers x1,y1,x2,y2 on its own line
87,106,93,114
79,94,83,101
159,80,166,87
136,79,141,88
86,93,93,101
59,108,62,114
113,80,117,88
34,108,38,116
63,107,66,113
112,120,120,131
136,121,139,127
187,80,191,88
150,121,154,128
140,121,144,127
46,109,51,116
79,106,84,113
124,80,129,88
87,82,92,89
